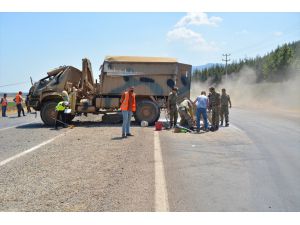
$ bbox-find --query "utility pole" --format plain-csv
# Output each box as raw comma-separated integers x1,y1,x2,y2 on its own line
222,54,231,81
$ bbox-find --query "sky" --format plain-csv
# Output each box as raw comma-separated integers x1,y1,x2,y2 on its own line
0,12,299,92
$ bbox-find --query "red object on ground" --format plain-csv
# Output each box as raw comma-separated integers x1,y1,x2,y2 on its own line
155,121,163,131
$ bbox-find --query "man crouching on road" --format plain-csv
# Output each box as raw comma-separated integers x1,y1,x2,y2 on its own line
55,101,69,129
178,97,195,131
120,86,136,138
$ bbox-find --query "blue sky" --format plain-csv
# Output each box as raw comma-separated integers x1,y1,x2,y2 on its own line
0,12,299,92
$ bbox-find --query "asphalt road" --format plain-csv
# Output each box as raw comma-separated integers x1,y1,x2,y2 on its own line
161,107,300,211
0,108,299,211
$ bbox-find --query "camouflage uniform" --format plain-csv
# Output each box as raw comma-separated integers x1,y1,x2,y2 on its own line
208,91,220,130
220,94,231,125
178,99,194,129
167,92,178,127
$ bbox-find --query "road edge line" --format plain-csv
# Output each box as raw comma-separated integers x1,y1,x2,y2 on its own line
154,131,169,212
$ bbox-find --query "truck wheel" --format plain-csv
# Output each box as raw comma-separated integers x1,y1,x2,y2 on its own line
134,100,160,125
41,101,58,126
65,114,75,123
102,113,123,124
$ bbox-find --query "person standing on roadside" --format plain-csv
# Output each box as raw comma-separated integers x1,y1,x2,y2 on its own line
1,93,8,117
25,94,31,113
220,88,232,126
120,86,136,138
167,86,178,129
15,91,25,117
208,87,220,131
194,91,209,132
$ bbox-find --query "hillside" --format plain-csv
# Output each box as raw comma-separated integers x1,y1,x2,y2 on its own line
192,40,300,84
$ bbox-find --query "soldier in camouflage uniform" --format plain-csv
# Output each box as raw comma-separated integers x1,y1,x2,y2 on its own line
208,87,221,131
178,97,194,130
167,87,178,128
220,88,232,127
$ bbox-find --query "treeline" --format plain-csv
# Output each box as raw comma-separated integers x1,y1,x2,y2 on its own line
192,40,300,84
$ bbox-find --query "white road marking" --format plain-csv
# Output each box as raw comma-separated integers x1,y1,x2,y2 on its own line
0,121,35,131
0,131,70,167
230,123,244,132
154,131,169,212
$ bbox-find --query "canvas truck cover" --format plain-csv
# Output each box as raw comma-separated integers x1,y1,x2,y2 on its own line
99,56,191,98
104,56,178,63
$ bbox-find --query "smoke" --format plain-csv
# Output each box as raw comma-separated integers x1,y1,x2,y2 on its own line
191,66,300,113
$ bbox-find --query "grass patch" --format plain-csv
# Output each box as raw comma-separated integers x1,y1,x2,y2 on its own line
7,102,16,107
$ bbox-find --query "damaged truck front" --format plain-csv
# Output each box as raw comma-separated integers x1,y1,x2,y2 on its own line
28,56,192,126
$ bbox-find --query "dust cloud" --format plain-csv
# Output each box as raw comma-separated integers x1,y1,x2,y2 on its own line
191,66,300,113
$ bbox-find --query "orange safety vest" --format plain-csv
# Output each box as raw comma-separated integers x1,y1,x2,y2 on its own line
15,94,21,104
1,98,7,106
120,92,136,112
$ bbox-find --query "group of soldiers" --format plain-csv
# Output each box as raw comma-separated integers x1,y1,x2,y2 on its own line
167,86,232,132
53,86,232,133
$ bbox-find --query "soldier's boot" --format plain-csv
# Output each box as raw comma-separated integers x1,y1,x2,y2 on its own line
225,121,229,127
220,116,223,126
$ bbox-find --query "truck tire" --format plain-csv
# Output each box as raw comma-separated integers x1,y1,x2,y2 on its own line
102,113,123,124
40,101,58,126
65,114,75,123
134,100,160,125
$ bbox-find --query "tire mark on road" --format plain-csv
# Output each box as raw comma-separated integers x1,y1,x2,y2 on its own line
154,131,169,212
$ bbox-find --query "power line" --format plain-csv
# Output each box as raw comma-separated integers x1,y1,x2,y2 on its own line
222,54,231,80
0,81,29,88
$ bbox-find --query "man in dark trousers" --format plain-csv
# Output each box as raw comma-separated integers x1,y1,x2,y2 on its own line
55,101,69,129
208,87,220,131
15,91,25,117
220,88,232,126
1,93,8,117
25,95,31,113
167,86,179,128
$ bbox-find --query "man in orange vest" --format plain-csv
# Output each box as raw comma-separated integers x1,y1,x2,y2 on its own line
15,91,25,117
120,86,136,138
1,93,8,117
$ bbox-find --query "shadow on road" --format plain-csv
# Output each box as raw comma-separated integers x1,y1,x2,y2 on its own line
8,116,27,119
72,120,142,128
111,137,124,141
14,118,153,131
15,123,47,129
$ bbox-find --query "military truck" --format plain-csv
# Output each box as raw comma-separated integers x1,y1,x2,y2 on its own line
28,56,192,126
